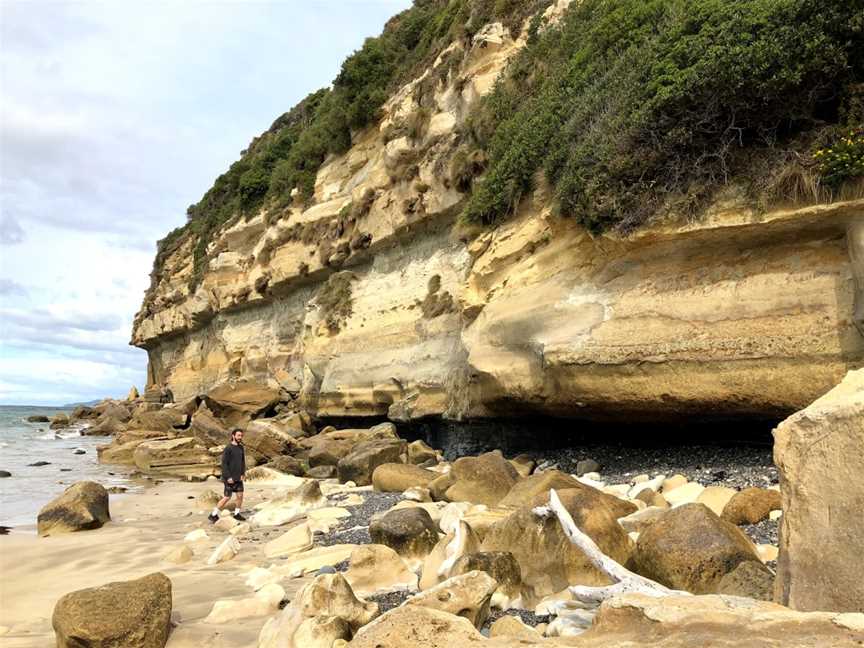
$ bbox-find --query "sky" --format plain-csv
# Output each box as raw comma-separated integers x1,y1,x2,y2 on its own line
0,0,412,406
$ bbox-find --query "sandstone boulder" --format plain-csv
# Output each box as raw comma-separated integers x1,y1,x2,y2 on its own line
82,415,127,436
127,386,139,400
338,438,406,486
774,368,864,612
428,472,455,501
348,605,484,648
127,408,188,434
188,405,229,449
372,463,437,492
265,522,313,558
38,481,110,536
94,401,133,423
407,439,438,465
292,616,351,647
406,571,497,628
721,487,781,525
344,544,418,596
444,450,519,507
204,380,281,427
50,413,70,429
509,454,535,477
451,551,522,604
244,419,299,462
420,520,482,590
489,614,544,641
52,572,171,648
717,559,775,601
630,503,761,594
308,439,355,467
306,465,336,479
370,507,440,561
481,487,633,604
132,437,218,477
266,455,306,476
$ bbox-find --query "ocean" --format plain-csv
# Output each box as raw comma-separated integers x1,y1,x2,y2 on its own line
0,406,138,529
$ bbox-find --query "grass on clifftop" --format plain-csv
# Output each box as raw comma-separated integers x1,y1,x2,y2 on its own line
462,0,864,232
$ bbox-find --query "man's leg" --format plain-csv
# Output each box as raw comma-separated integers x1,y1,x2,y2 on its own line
215,495,231,510
234,491,244,510
209,485,233,522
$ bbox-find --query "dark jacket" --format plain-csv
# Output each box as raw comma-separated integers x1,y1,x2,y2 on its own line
221,443,245,482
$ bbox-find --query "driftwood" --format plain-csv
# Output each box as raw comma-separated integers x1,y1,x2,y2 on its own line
532,488,689,635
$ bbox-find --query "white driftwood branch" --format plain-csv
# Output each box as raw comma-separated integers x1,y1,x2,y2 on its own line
534,488,689,636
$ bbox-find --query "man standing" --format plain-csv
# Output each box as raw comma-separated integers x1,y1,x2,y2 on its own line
209,428,246,523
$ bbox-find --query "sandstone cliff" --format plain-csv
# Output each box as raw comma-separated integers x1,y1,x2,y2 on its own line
132,3,864,422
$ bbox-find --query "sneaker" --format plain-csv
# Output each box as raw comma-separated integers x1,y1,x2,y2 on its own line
207,513,219,524
233,512,246,521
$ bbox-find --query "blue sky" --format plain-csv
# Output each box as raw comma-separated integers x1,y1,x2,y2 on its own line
0,0,411,405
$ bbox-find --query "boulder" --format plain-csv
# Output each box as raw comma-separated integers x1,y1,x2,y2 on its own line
481,487,633,604
576,459,600,476
337,438,406,486
774,368,864,612
695,486,737,516
344,544,418,596
562,592,864,647
50,413,70,429
207,536,240,565
127,386,139,400
266,455,306,476
444,451,519,507
308,439,355,467
132,437,218,477
428,472,455,501
451,551,522,604
348,605,484,648
406,571,497,628
26,414,50,423
420,520,482,590
372,463,437,492
71,405,99,420
630,503,762,594
717,560,775,601
407,439,438,465
370,507,440,561
499,469,625,510
306,465,336,479
509,454,535,477
94,401,133,423
163,544,193,564
37,481,110,536
278,410,315,438
204,584,285,624
244,419,299,462
489,614,544,641
258,573,377,647
721,487,781,525
127,409,188,434
52,572,171,648
188,405,229,449
265,522,314,558
82,415,127,436
292,616,351,647
204,380,281,427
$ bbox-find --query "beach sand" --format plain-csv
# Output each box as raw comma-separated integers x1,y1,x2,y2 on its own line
0,479,310,647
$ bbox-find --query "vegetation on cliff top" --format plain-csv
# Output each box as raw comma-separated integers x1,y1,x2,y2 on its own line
156,0,551,288
151,0,863,296
462,0,864,232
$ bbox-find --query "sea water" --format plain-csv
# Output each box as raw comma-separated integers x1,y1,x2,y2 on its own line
0,406,138,528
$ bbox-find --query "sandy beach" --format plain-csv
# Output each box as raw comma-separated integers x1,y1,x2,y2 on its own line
0,479,311,647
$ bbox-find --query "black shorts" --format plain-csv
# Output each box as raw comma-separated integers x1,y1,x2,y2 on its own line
223,480,244,497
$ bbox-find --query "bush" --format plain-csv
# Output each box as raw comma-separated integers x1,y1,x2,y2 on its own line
462,0,864,232
815,127,864,188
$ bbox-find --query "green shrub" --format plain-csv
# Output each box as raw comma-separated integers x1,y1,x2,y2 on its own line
463,0,864,232
815,127,864,188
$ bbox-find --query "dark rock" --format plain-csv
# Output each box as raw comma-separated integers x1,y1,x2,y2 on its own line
369,507,439,559
576,459,600,476
26,415,50,423
717,559,775,601
74,449,86,455
306,465,336,479
0,470,11,478
29,461,51,467
37,481,110,536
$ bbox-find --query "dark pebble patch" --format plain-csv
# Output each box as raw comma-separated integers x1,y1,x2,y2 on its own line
316,491,402,548
365,589,412,614
483,608,552,633
741,517,779,547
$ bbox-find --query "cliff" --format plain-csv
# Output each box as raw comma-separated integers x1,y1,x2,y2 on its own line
132,0,864,422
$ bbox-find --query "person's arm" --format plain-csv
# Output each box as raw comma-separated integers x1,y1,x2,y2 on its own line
221,447,231,482
240,447,246,480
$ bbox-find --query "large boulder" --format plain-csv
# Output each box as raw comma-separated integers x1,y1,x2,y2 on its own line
188,405,229,449
407,440,438,465
132,437,218,477
774,368,864,612
370,507,440,561
94,401,133,423
372,463,437,492
717,560,775,601
444,450,519,507
344,544,418,596
721,487,781,526
405,571,497,628
204,380,281,427
127,408,188,434
82,415,127,437
266,455,306,476
481,487,633,604
308,438,355,467
52,572,172,648
337,438,406,486
451,551,522,604
630,503,762,594
561,593,864,648
244,419,300,462
420,520,482,590
348,605,484,648
37,481,110,536
97,430,170,465
50,413,70,429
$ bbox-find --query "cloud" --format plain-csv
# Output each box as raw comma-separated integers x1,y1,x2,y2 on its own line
0,279,27,296
0,215,25,245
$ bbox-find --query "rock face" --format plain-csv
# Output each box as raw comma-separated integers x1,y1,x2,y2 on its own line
774,368,864,613
129,3,863,423
37,481,110,536
52,572,172,648
630,503,762,594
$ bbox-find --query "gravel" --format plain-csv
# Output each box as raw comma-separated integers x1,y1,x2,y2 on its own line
316,491,402,548
742,517,779,546
365,589,412,614
482,608,552,633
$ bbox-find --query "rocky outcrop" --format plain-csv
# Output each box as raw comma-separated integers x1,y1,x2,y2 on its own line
52,572,172,648
132,437,218,478
774,368,864,612
37,481,110,537
129,0,864,425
